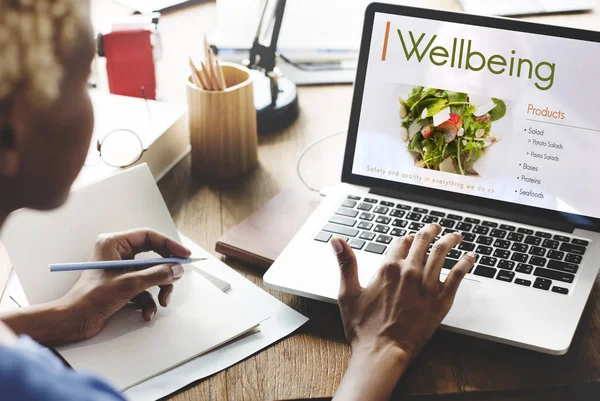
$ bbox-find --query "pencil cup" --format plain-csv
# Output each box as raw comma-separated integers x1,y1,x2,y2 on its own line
186,62,259,179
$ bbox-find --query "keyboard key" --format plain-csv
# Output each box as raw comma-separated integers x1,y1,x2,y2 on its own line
390,228,406,237
535,231,552,239
414,207,428,214
552,286,569,295
430,211,445,217
392,219,408,227
359,213,375,221
439,219,456,228
534,267,574,283
476,245,493,255
357,203,373,211
462,233,476,242
490,229,507,239
409,222,425,231
565,253,582,264
499,224,516,231
396,204,411,210
376,235,393,244
496,270,515,282
476,236,493,245
329,215,357,227
473,226,489,235
375,216,391,224
456,222,473,231
406,212,422,221
515,278,532,287
442,258,459,269
493,249,510,259
498,260,515,270
517,228,534,235
374,206,389,215
542,239,559,250
464,217,480,224
374,224,390,234
480,256,497,267
448,249,462,259
442,229,458,236
314,231,332,242
364,198,378,203
390,209,405,218
336,207,358,218
553,235,570,242
533,277,552,290
507,232,524,242
323,223,359,237
474,265,497,278
511,252,528,262
349,238,365,250
357,221,373,230
559,242,586,256
572,238,589,246
511,243,528,253
422,215,439,223
365,242,386,254
529,256,547,266
332,235,349,242
447,214,463,221
516,263,533,274
347,195,361,200
547,250,564,260
341,199,357,208
529,246,546,257
380,201,394,207
458,242,475,251
359,231,376,241
524,236,542,246
494,239,510,249
547,260,578,274
482,221,498,228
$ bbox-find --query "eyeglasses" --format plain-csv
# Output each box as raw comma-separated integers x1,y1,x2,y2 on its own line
84,129,147,168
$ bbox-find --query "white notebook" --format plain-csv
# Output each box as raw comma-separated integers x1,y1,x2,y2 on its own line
1,164,267,390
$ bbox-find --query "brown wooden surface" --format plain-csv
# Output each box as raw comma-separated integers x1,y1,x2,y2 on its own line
90,1,600,400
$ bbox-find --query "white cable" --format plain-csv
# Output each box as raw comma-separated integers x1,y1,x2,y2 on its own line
296,130,346,194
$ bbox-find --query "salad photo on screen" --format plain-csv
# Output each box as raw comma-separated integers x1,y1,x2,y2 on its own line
399,86,506,176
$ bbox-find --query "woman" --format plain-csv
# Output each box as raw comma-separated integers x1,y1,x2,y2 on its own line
0,2,475,400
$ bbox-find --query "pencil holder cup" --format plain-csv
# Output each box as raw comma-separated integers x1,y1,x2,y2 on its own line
186,62,259,179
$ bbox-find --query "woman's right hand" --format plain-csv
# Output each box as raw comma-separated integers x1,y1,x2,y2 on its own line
331,223,476,401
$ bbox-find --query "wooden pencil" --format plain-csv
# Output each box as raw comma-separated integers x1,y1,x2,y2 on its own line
188,57,204,89
200,61,215,91
215,59,227,90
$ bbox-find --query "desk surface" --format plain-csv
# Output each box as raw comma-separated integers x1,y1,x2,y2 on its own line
91,1,600,400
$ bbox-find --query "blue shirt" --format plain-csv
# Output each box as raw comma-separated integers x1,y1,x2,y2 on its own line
0,336,125,401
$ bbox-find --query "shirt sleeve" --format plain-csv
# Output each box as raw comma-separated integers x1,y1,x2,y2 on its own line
0,336,126,401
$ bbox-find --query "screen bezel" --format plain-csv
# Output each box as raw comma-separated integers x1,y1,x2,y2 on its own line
342,2,600,232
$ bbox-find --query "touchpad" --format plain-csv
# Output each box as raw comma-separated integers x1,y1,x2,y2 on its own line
441,276,481,326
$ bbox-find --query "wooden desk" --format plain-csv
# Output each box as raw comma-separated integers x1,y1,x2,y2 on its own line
91,1,600,400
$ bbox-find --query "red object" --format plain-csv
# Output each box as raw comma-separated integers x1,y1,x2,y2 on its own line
102,29,156,100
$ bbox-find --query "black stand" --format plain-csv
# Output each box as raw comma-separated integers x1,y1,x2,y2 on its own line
247,0,299,134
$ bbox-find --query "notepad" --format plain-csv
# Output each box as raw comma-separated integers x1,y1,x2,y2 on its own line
1,164,267,390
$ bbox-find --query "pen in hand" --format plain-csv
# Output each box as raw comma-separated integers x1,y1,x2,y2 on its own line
49,257,207,272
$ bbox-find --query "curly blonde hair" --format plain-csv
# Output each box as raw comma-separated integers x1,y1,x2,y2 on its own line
0,0,90,106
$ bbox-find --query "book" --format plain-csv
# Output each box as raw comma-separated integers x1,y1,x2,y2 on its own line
74,92,190,188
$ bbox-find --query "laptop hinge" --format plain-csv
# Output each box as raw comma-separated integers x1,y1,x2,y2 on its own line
370,187,575,233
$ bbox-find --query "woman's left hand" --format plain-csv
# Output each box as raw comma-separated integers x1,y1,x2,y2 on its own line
61,228,191,341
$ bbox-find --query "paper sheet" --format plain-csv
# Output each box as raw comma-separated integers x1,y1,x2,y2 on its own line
123,234,309,401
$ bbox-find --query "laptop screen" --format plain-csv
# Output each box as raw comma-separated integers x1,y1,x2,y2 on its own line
351,10,600,220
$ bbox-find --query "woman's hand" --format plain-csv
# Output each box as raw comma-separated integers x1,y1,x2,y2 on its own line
332,224,476,401
61,228,192,341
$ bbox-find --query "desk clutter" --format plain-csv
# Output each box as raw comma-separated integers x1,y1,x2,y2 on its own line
0,165,307,400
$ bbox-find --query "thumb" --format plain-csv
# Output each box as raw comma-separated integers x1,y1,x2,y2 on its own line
330,237,361,300
123,263,185,294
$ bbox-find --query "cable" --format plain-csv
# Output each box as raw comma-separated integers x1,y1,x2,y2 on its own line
296,130,346,194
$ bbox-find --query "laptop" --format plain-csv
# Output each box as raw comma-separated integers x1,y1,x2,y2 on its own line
264,3,600,355
459,0,594,17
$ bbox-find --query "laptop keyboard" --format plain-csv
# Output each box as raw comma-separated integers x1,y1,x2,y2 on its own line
314,195,591,296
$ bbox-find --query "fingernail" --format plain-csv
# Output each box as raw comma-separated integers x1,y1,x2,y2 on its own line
330,238,344,255
172,264,184,279
466,252,476,261
149,310,155,321
166,292,172,306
